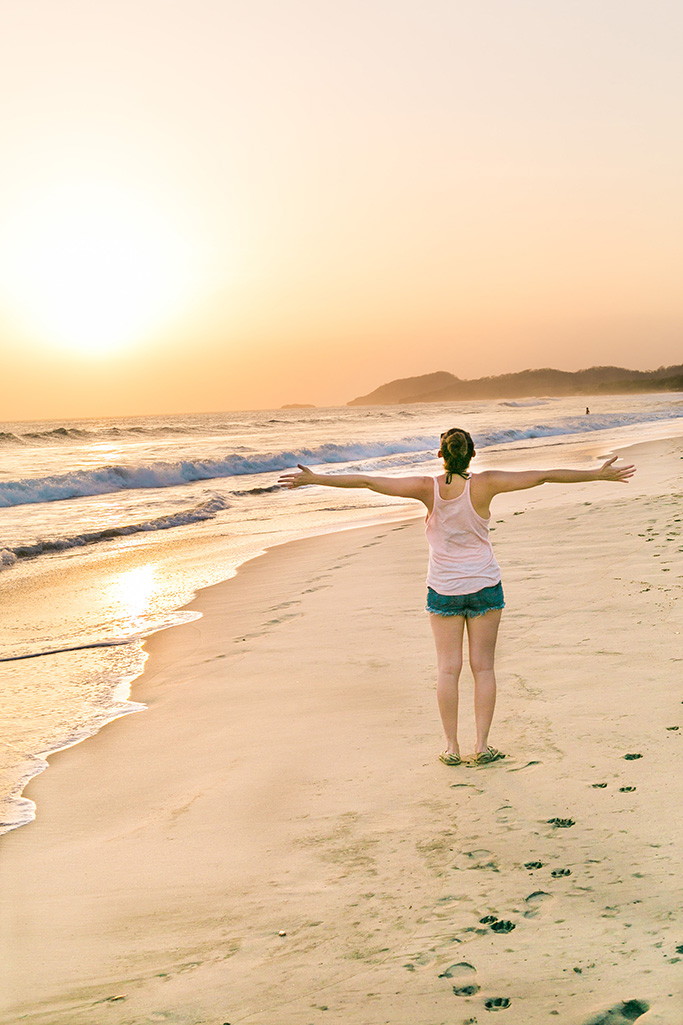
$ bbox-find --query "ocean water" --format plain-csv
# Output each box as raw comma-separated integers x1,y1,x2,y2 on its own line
1,392,683,834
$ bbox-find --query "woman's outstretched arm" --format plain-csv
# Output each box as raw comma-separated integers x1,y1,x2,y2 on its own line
480,456,636,497
278,464,433,504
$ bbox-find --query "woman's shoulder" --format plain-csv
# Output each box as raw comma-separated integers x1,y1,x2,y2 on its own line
469,470,499,501
409,474,439,498
471,469,505,489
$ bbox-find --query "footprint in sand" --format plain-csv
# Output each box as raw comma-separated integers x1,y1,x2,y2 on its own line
485,997,511,1011
580,997,649,1024
548,817,575,828
623,753,643,760
490,920,515,933
523,891,552,918
666,725,679,731
619,786,636,792
551,868,571,877
496,805,516,826
507,760,541,772
454,849,498,871
592,783,608,789
479,915,498,924
438,961,480,996
524,860,544,870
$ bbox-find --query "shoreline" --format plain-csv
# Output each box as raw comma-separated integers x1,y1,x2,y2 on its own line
1,434,682,1023
1,428,679,837
0,505,422,839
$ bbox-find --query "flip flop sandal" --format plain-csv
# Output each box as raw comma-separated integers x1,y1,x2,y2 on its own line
470,746,506,766
439,751,463,766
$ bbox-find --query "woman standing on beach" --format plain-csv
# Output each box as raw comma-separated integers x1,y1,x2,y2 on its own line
279,429,635,766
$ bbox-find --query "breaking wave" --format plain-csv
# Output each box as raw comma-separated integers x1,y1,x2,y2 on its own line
0,425,173,445
0,494,230,571
0,438,437,508
0,422,228,446
2,406,683,511
499,400,551,407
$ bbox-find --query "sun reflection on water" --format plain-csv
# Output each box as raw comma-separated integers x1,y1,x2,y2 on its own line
113,564,156,634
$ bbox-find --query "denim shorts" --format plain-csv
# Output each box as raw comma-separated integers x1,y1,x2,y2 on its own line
425,581,505,618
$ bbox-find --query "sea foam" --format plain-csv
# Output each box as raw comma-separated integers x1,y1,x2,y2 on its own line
2,405,683,509
0,438,437,507
0,494,230,571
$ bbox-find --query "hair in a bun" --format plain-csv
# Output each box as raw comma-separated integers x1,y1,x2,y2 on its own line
439,428,475,482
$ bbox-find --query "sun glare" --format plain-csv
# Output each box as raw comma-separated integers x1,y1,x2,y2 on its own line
113,564,157,633
0,181,198,355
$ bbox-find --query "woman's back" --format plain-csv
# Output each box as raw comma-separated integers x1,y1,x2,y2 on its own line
425,475,501,596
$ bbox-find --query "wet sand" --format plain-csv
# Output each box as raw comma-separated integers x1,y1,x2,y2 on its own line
0,437,681,1025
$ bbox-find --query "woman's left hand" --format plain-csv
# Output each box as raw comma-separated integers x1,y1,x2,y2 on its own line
278,463,318,488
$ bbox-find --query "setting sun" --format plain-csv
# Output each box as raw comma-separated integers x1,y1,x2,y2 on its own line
0,180,198,355
2,3,683,1021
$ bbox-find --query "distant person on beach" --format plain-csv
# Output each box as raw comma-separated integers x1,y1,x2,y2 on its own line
586,407,590,415
279,430,635,767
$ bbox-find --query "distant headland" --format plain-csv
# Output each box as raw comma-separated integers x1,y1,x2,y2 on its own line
347,365,683,406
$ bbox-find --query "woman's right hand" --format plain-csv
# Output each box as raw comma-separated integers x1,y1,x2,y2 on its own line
278,463,318,488
597,456,636,482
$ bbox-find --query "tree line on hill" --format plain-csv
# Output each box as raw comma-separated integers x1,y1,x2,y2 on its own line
347,365,683,405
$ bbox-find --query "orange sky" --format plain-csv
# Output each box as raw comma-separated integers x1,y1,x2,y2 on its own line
1,0,682,419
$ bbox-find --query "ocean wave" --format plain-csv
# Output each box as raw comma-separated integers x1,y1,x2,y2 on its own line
0,423,197,445
499,400,550,407
0,494,230,571
0,438,437,507
230,483,282,496
2,407,682,510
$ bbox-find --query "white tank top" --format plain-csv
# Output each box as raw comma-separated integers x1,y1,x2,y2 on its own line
425,476,501,595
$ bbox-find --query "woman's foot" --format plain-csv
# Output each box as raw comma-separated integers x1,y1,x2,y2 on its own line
469,746,505,766
439,751,463,766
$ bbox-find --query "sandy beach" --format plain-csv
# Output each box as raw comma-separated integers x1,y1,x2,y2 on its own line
1,436,682,1025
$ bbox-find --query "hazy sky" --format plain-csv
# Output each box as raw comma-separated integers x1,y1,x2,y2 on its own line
1,0,682,419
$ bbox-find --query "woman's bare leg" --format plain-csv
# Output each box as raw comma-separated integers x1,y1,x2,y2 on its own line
429,613,466,755
466,609,502,754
